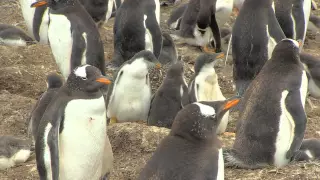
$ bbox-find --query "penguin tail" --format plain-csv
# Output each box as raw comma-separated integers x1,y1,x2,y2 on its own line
223,148,265,169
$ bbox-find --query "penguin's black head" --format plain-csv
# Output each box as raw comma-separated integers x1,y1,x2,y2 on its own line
271,38,301,63
46,73,63,89
66,65,112,93
166,61,184,78
194,53,224,74
170,97,240,140
130,50,162,69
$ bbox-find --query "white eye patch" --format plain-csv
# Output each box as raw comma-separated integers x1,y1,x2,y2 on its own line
194,102,216,117
74,65,90,78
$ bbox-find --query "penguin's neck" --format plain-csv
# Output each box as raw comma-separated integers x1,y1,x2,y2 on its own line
49,0,78,12
63,86,103,99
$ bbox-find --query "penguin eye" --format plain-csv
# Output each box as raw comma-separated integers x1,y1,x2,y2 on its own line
81,77,87,80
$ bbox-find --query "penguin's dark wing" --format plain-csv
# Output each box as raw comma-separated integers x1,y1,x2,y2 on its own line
188,77,198,103
209,13,222,52
145,12,162,58
181,83,190,107
70,27,86,69
284,89,307,159
268,8,286,42
33,6,48,41
27,92,45,127
167,3,188,28
147,93,156,123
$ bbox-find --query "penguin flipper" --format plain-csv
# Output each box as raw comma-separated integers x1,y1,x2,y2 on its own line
70,29,86,69
181,83,190,107
47,118,62,180
147,93,156,124
209,14,222,52
145,14,163,58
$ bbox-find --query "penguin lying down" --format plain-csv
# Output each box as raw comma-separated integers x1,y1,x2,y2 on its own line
0,24,35,46
294,139,320,161
0,136,34,170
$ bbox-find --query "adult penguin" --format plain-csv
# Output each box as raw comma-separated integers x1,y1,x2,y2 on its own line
35,65,113,180
31,0,106,80
147,61,189,128
107,50,161,124
0,24,35,46
232,0,285,96
274,0,311,49
224,39,308,169
109,0,162,68
138,98,240,180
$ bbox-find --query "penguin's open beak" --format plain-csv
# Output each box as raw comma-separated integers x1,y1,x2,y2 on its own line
223,98,240,110
30,0,48,8
155,63,162,69
216,53,225,59
96,77,111,85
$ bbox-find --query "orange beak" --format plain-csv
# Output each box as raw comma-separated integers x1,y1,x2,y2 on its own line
96,77,111,85
30,0,48,8
223,98,240,110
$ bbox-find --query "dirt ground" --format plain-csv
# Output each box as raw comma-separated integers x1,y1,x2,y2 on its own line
1,0,320,179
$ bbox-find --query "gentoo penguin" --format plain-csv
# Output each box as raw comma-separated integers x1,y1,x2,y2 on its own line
170,0,222,53
188,53,230,134
78,0,111,26
31,0,106,80
0,24,35,46
147,61,189,128
27,73,63,144
274,0,311,49
107,50,161,124
232,0,285,96
138,98,240,180
294,139,320,161
224,39,308,169
158,32,178,65
0,136,34,170
35,65,113,180
109,0,162,68
299,52,320,98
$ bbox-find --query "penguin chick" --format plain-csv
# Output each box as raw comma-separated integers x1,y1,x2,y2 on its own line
0,24,35,46
107,50,162,124
158,32,178,65
0,136,34,170
166,3,188,30
294,139,320,161
188,53,229,134
35,65,113,180
300,52,320,98
27,73,63,144
147,61,189,128
138,97,240,180
109,0,162,68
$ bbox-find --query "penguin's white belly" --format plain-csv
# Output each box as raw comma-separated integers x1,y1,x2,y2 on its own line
303,0,312,43
48,14,73,80
309,78,320,98
108,78,151,122
0,38,27,46
145,29,154,53
0,149,32,170
216,148,224,180
19,0,36,39
59,97,107,180
105,0,114,22
38,9,49,44
274,91,294,167
154,0,161,24
185,27,213,47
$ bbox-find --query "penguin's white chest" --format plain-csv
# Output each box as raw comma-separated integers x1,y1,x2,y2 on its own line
105,0,115,22
216,148,224,180
186,27,213,47
48,14,73,79
59,96,107,179
108,74,152,122
19,0,36,39
0,38,27,46
0,149,32,170
266,25,277,60
143,15,154,53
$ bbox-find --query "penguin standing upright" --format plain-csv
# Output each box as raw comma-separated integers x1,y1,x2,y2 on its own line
31,0,106,80
232,0,285,96
0,136,34,170
274,0,312,49
158,32,178,65
147,61,189,128
107,50,161,124
35,65,113,180
109,0,162,68
188,53,230,134
27,73,63,144
224,39,308,169
0,24,35,46
138,98,240,180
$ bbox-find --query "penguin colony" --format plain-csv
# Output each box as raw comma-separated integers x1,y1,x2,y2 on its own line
0,0,320,179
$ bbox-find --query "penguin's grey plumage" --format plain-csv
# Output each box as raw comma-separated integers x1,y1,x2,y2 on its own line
78,0,111,27
138,98,239,180
232,0,285,96
107,50,161,124
188,53,229,134
225,39,308,169
274,0,312,49
166,3,188,30
308,14,320,31
158,32,178,65
0,24,35,46
300,52,320,98
294,139,320,161
27,73,63,144
0,136,34,170
35,65,113,180
110,0,162,68
31,0,106,80
147,61,189,128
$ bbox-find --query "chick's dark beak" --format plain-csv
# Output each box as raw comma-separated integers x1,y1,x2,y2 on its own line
96,77,111,85
30,0,48,8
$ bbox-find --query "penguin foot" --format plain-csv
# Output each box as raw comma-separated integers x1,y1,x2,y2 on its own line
201,45,217,54
222,132,236,137
109,117,118,125
232,8,240,16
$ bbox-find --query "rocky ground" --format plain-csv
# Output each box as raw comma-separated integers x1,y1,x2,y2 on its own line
1,0,320,179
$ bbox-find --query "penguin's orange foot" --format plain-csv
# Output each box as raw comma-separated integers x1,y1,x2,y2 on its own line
201,45,216,54
232,8,240,16
109,117,118,125
222,132,236,137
